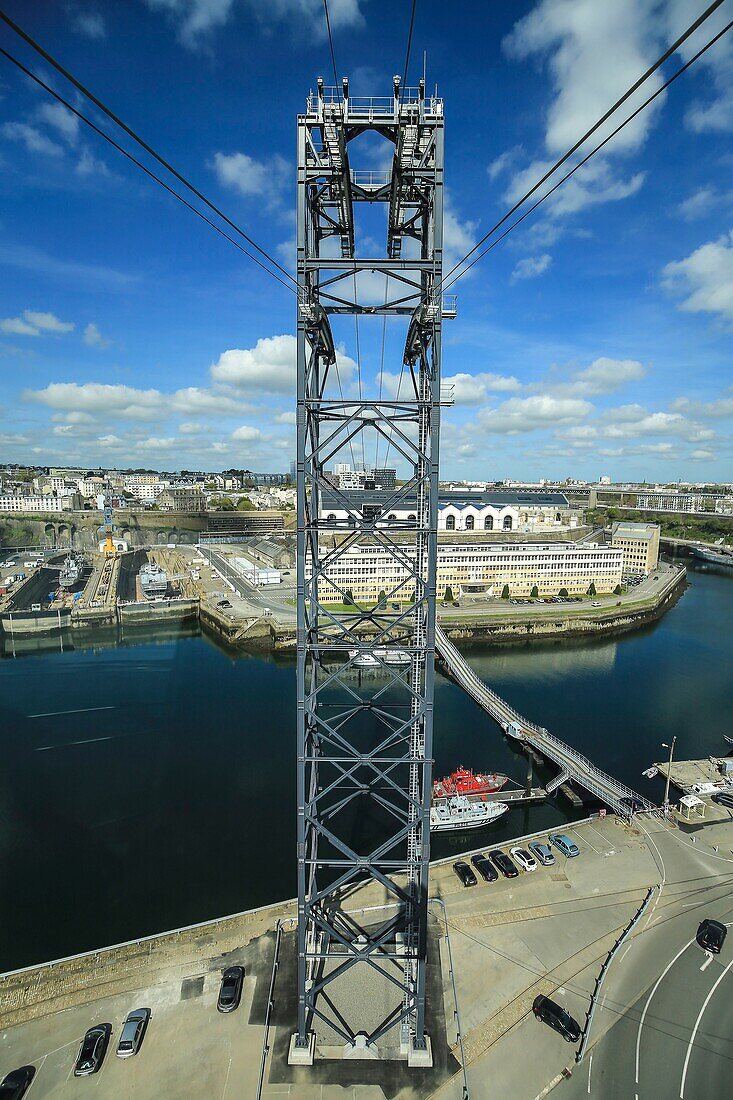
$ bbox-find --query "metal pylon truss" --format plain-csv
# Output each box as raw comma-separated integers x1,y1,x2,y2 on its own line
295,78,451,1059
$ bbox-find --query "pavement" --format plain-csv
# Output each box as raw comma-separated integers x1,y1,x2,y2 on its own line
4,812,712,1100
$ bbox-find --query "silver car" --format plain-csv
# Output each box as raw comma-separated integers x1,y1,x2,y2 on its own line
528,841,556,867
116,1008,151,1058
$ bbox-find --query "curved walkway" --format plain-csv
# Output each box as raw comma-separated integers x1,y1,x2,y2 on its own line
434,623,654,817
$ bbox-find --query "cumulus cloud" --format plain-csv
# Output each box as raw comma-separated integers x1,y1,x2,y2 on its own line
602,405,714,442
26,381,253,421
662,231,733,323
231,424,262,441
72,10,106,38
1,122,64,158
36,103,79,146
210,151,288,198
478,394,594,435
691,448,715,460
83,322,111,349
274,410,297,425
442,372,521,405
568,357,646,396
178,421,203,434
511,253,552,282
1,310,74,337
211,334,356,394
146,0,363,48
670,391,733,419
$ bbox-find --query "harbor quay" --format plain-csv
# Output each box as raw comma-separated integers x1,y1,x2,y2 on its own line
3,811,731,1098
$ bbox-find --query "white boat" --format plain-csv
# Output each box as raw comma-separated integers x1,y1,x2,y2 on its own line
429,795,509,832
139,562,168,600
348,647,411,668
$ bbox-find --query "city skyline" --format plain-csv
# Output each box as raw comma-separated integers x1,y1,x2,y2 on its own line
0,1,731,480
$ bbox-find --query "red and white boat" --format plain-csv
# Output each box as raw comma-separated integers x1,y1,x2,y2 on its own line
432,767,508,800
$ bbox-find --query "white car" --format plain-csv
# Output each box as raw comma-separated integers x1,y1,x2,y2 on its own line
510,846,538,872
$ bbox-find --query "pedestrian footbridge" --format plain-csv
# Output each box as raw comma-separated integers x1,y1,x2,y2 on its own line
434,624,654,818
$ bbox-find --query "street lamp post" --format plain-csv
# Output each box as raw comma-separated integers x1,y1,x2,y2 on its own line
662,736,677,814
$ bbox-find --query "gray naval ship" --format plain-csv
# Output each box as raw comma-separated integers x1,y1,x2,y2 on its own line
691,544,733,569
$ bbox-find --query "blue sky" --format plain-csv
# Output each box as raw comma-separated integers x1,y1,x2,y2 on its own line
0,0,731,481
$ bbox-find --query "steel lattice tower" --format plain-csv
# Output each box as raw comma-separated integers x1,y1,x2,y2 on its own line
293,76,452,1064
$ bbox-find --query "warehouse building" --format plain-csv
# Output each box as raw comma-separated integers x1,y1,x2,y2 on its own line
610,521,660,575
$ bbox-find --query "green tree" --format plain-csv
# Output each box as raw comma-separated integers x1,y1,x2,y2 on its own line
344,589,355,606
558,587,569,598
587,581,597,597
530,585,539,599
613,584,623,595
501,584,510,599
444,585,454,603
377,589,387,610
236,497,255,510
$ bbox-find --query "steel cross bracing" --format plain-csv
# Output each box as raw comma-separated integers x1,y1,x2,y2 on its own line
295,77,451,1059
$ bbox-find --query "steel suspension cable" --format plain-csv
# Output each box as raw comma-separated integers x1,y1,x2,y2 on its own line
0,46,297,296
0,8,299,290
440,0,728,290
442,16,733,293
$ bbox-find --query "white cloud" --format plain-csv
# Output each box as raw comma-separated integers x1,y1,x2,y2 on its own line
83,322,111,349
478,394,594,435
36,103,79,145
443,372,521,405
511,253,552,282
677,187,718,221
211,334,356,394
76,147,111,178
506,156,645,219
568,357,646,396
145,0,363,47
27,381,252,421
602,406,714,442
1,310,74,337
487,146,523,181
274,410,297,425
670,392,733,419
662,231,733,323
231,424,263,442
72,10,106,38
664,0,733,135
443,199,478,273
97,434,123,447
691,448,714,460
1,122,64,158
178,421,203,434
210,151,288,198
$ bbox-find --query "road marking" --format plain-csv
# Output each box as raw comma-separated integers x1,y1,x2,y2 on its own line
699,954,713,972
587,1053,592,1093
635,937,694,1085
28,706,116,718
680,955,733,1098
221,1056,232,1098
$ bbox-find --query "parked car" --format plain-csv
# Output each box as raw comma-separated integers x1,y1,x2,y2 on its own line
548,833,580,858
390,603,400,610
217,599,233,609
74,1023,112,1076
0,1067,35,1099
619,796,645,813
488,849,519,878
510,846,537,872
712,790,733,810
532,995,581,1042
471,853,498,882
116,1007,151,1058
453,861,477,887
528,841,555,866
217,965,245,1012
697,918,727,954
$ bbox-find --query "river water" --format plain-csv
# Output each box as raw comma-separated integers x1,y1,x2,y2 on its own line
1,563,731,973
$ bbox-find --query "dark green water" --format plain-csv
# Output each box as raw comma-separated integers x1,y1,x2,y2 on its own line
1,564,731,972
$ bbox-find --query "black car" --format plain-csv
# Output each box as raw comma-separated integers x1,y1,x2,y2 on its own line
533,995,581,1042
0,1067,35,1099
697,918,727,954
453,861,477,887
712,790,733,809
471,853,498,882
619,796,645,813
217,965,245,1012
488,849,519,879
74,1023,112,1076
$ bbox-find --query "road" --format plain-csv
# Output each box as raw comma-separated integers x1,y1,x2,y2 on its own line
198,546,297,621
558,819,733,1100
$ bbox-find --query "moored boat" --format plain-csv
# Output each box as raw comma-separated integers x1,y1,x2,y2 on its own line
348,647,411,668
430,795,508,832
139,562,168,600
59,555,80,589
433,766,509,800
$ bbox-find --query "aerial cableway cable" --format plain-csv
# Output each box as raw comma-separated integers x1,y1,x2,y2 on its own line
441,0,729,291
441,14,733,294
0,8,299,292
0,46,297,296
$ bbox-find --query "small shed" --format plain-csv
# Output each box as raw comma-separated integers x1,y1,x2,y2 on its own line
679,794,706,821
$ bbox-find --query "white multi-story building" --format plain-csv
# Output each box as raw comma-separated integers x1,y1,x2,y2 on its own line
0,494,80,513
636,491,705,513
320,490,578,533
308,540,624,604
